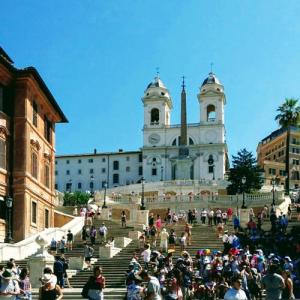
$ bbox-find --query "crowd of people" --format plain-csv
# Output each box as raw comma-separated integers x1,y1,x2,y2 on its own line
124,206,300,300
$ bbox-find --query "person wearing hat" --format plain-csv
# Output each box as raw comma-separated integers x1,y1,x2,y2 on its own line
224,276,247,300
0,269,20,300
38,273,63,300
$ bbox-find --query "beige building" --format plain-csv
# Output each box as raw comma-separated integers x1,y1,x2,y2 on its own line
257,126,300,188
0,47,67,242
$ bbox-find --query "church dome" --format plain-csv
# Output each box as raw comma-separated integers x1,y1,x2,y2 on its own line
201,72,221,87
143,76,171,99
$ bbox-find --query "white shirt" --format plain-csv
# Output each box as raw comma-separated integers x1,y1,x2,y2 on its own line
224,288,247,300
222,234,229,243
141,249,151,262
201,210,207,217
209,210,214,217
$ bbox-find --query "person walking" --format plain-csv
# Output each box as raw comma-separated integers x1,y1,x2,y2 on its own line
184,223,192,246
121,211,127,228
81,266,105,300
83,242,94,271
160,228,169,253
99,223,108,244
53,256,64,288
201,208,207,224
282,270,295,300
90,226,97,246
141,244,151,271
82,225,89,242
66,230,73,251
58,236,66,254
208,209,214,226
140,270,162,300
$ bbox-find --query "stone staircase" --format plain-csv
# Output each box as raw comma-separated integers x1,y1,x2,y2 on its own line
3,214,300,300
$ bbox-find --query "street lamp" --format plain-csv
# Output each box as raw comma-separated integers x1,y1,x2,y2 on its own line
241,176,247,208
141,177,145,210
102,182,108,209
271,177,276,206
4,197,13,243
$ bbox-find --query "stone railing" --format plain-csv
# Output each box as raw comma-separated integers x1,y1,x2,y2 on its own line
108,191,284,209
0,217,85,261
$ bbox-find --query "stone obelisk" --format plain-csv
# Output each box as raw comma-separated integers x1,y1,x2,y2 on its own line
179,77,189,157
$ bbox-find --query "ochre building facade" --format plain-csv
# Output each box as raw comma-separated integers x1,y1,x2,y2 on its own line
0,48,67,242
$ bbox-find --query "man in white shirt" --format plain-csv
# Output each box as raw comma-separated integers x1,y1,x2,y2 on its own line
99,223,108,244
141,244,151,270
201,209,208,224
208,209,214,226
222,230,230,254
224,276,247,300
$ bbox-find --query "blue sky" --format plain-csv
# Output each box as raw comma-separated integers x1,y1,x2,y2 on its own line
2,1,300,159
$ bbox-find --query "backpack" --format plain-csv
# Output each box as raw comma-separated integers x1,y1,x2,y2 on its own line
150,227,156,236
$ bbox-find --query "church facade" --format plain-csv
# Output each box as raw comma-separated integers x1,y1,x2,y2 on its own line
55,72,229,192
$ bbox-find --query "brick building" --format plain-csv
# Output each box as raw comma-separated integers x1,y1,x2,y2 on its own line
257,126,300,188
0,48,67,242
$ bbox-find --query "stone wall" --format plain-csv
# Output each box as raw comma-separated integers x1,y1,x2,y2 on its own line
54,211,73,228
0,219,5,242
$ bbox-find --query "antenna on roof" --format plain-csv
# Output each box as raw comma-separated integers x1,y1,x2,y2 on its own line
210,62,214,73
156,67,160,78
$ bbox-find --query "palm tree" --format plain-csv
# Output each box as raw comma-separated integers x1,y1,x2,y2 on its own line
275,98,300,194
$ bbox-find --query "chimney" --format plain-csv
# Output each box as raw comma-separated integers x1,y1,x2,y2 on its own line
94,148,97,154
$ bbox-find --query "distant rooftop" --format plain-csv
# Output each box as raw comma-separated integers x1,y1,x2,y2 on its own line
261,126,300,144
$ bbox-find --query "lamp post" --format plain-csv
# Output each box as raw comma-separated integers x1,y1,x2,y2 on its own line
4,197,13,243
102,182,108,209
141,177,145,210
271,177,276,206
241,176,247,208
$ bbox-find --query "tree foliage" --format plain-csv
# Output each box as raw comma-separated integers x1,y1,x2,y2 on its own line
227,148,263,195
63,191,90,206
275,98,300,128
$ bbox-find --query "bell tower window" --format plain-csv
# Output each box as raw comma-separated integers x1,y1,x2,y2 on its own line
151,108,159,125
207,105,216,122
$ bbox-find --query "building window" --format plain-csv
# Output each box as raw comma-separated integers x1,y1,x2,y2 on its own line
55,183,58,190
126,166,130,172
126,156,130,161
66,160,70,164
138,153,143,162
78,159,82,164
78,182,82,189
152,168,157,176
66,182,72,191
78,169,82,174
102,168,106,173
0,139,6,169
90,168,94,174
139,166,143,175
279,170,286,176
90,181,94,189
208,166,214,173
45,209,49,228
293,159,300,165
102,158,106,162
113,160,119,170
113,173,119,184
150,108,159,124
32,101,38,127
31,152,38,179
268,168,276,175
55,160,58,165
55,170,58,175
44,165,50,188
66,170,70,175
44,116,52,143
207,104,216,122
31,201,37,224
88,158,93,163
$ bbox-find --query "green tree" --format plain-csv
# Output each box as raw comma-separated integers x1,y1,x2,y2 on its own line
227,148,263,195
275,98,300,194
63,191,90,206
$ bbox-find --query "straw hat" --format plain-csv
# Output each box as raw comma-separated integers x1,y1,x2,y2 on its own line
41,273,52,284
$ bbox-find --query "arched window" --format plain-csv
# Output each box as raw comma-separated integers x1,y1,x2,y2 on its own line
292,171,300,180
189,138,194,145
207,105,216,122
151,108,159,124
